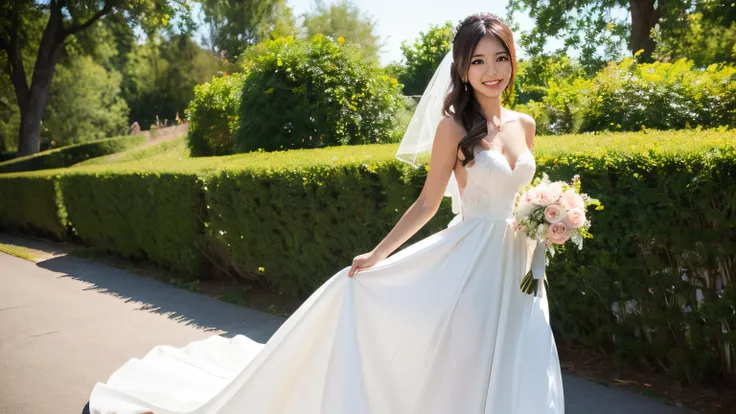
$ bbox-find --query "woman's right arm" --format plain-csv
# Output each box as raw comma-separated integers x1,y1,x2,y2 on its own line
348,117,463,277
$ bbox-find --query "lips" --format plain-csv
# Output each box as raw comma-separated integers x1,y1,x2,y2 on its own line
482,79,503,87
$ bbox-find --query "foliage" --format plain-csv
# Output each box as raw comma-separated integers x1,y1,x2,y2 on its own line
578,58,736,132
43,54,129,146
513,54,587,105
122,33,223,130
654,7,736,67
186,72,246,156
0,173,67,239
506,0,629,71
60,169,207,277
301,0,382,62
200,0,292,60
395,21,454,95
534,130,736,385
235,35,404,152
0,134,146,173
506,0,736,71
0,0,195,156
515,57,736,135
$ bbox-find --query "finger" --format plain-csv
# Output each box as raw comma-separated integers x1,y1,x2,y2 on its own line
348,262,357,277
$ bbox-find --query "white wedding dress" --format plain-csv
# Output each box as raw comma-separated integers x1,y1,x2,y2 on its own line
89,146,565,413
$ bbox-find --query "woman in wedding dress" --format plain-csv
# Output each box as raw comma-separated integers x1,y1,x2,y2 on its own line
89,12,564,414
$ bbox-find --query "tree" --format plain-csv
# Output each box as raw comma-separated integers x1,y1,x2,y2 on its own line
653,0,736,66
122,33,222,129
254,0,298,42
513,54,586,105
505,0,630,71
395,21,454,95
302,0,382,61
0,0,191,157
506,0,736,71
200,0,291,61
43,54,129,146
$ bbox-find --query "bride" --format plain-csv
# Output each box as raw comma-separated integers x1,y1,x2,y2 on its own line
89,12,565,414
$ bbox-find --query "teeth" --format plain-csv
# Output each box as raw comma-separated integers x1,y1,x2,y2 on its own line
484,80,500,85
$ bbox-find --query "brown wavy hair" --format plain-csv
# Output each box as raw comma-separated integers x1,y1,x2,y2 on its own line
443,13,517,166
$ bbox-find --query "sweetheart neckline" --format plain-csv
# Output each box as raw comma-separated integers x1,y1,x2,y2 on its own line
466,148,534,174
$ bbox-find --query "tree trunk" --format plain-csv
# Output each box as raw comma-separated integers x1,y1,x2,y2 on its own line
630,0,659,62
9,0,112,157
14,3,66,157
16,81,54,156
16,55,64,156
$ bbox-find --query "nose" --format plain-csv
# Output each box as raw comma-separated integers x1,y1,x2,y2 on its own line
488,63,498,76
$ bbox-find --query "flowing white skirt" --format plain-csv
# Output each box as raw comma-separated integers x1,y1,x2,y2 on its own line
89,217,564,413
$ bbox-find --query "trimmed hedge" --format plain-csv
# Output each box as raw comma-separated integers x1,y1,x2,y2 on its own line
201,144,450,296
0,135,147,173
535,130,736,384
0,128,734,385
60,169,207,278
0,172,67,239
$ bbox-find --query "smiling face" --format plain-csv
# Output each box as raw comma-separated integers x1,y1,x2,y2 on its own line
464,34,512,100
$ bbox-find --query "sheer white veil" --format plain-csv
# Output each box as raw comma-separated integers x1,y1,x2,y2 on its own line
395,45,462,220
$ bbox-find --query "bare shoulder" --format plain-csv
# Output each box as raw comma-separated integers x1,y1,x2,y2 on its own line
435,116,465,160
511,110,536,151
437,116,465,139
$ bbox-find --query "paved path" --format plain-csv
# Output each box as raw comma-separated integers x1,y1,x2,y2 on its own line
0,235,694,413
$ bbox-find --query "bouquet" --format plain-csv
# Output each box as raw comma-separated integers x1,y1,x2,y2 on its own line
512,173,602,296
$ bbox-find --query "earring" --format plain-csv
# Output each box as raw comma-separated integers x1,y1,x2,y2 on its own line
464,82,468,91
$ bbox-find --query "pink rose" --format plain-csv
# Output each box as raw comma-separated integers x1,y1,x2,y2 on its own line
547,182,563,202
544,204,566,224
522,189,535,205
566,207,586,228
532,184,555,206
547,221,571,244
560,189,584,210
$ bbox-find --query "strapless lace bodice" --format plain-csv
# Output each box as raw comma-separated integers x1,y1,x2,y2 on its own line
460,149,536,220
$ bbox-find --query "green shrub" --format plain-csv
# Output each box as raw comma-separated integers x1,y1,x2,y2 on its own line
0,172,67,239
513,55,587,106
579,58,736,132
235,35,405,152
516,58,736,134
59,169,207,277
186,72,247,156
0,135,147,173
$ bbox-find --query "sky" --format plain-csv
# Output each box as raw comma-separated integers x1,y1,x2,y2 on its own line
286,0,541,65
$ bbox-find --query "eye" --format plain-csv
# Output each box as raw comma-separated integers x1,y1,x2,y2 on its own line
497,55,508,61
471,59,484,65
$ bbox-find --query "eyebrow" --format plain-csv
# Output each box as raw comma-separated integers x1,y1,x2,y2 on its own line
472,51,508,57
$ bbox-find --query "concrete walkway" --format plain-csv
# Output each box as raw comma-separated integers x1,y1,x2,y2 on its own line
0,234,694,414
